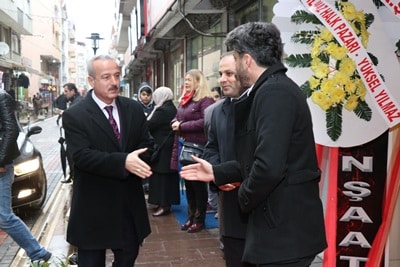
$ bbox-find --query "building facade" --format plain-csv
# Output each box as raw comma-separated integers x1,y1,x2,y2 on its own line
114,0,277,100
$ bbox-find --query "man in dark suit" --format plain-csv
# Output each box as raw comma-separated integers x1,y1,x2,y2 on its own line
62,55,153,267
203,52,253,267
60,82,84,184
181,22,327,266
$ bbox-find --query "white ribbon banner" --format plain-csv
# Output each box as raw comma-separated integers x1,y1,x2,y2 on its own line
299,0,400,128
380,0,400,17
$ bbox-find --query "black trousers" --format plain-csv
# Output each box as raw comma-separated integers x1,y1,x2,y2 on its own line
66,146,74,177
257,255,316,267
77,214,139,267
185,180,208,223
222,236,255,267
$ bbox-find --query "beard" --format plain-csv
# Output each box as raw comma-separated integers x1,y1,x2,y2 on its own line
236,60,252,88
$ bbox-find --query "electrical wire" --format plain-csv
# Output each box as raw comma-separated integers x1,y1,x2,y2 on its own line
177,0,227,38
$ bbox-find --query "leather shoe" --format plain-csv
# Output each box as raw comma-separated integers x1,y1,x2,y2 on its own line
152,206,170,217
187,222,204,233
181,219,193,231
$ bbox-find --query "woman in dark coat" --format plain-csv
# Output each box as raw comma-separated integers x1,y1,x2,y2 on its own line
170,69,214,233
147,87,180,216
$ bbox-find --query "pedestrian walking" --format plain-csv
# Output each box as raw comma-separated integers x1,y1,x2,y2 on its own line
62,55,153,267
60,82,83,184
0,88,52,264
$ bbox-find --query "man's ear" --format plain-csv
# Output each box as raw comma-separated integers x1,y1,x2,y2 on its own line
243,53,252,68
88,76,95,87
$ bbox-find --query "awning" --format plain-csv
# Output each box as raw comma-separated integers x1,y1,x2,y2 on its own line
0,57,25,70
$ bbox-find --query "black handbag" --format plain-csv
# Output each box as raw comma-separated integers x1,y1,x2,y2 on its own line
179,141,205,166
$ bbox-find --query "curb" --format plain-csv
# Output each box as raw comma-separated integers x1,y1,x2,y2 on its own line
10,181,69,266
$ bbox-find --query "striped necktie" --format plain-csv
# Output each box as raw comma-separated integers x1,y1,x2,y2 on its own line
104,106,120,141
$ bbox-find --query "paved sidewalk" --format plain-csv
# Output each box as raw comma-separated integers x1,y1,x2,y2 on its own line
0,115,65,266
2,116,323,266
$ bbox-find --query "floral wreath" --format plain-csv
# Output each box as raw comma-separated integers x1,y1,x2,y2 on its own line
285,0,383,141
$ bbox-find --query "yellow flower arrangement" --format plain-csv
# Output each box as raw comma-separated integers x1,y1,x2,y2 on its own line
285,0,374,141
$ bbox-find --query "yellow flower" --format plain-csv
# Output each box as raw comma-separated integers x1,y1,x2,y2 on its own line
341,2,357,21
309,76,320,90
355,11,365,24
339,58,356,76
311,91,333,110
330,87,346,104
344,95,359,111
320,78,335,94
355,80,367,100
311,59,330,79
325,43,348,60
311,37,323,57
332,71,348,86
344,80,357,94
320,28,333,42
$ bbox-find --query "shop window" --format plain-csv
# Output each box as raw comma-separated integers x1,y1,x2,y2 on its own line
235,0,278,25
11,33,20,54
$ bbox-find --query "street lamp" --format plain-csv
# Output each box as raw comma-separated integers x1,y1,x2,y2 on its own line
86,33,104,55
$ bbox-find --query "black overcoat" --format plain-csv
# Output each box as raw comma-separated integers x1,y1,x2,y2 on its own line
203,99,247,240
213,63,327,264
62,90,152,249
147,100,176,173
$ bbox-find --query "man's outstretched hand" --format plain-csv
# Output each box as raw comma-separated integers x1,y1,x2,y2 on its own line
180,155,214,182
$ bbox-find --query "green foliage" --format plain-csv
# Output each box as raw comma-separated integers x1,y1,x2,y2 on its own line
354,100,372,121
365,13,375,29
29,257,69,267
326,105,343,141
367,52,378,66
372,0,384,8
284,54,312,68
318,52,330,64
291,31,319,45
290,10,322,25
300,81,312,98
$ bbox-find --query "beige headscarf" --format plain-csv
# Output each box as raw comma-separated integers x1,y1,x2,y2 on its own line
147,86,173,120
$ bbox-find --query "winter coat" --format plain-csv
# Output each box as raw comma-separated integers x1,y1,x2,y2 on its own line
213,62,327,264
0,91,20,167
203,98,247,239
147,100,177,173
62,90,152,249
170,97,214,170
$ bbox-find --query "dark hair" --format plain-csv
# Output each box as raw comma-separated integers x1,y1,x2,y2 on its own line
211,86,222,96
63,83,78,93
140,87,152,94
224,22,283,67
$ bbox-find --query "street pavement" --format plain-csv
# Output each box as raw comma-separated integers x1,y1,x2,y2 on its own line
0,115,72,267
0,116,226,266
0,115,323,266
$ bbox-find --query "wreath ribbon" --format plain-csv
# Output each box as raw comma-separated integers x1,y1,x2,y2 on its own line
300,0,400,128
380,0,400,17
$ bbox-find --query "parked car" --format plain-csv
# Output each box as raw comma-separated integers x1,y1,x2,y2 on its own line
12,121,47,210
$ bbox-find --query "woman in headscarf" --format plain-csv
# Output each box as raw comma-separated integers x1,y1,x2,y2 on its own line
170,69,214,233
147,87,180,216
